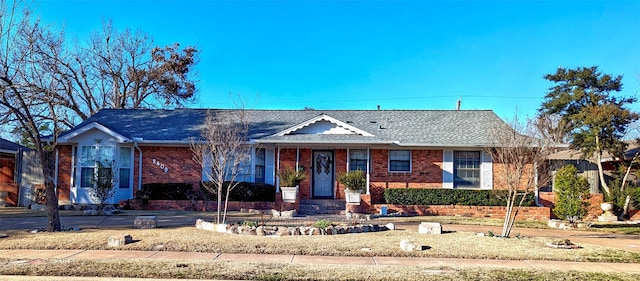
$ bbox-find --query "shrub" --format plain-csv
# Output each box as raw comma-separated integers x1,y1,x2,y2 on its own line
383,188,535,206
200,181,276,202
314,219,332,228
553,164,591,222
337,169,366,192
140,183,194,200
278,166,306,187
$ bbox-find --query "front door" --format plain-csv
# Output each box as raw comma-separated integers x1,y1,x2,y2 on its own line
313,151,334,198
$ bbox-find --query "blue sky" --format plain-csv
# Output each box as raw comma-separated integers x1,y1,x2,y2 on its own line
36,0,640,120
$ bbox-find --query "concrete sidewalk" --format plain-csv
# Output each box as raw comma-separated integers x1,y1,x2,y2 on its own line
0,249,639,274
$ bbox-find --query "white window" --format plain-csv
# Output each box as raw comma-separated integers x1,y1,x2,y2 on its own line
454,151,481,188
118,147,132,189
255,149,266,183
349,149,369,172
389,150,411,172
80,145,114,188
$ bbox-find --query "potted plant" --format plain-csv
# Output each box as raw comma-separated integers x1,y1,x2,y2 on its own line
278,166,305,203
337,169,366,204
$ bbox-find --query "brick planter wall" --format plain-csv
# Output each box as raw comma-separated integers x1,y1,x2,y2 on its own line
124,199,276,212
371,204,550,221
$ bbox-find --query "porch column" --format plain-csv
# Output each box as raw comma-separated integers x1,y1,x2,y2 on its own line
276,146,281,193
296,147,300,171
366,147,370,195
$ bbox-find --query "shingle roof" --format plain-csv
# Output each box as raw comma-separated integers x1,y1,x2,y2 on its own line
59,108,511,147
0,138,24,153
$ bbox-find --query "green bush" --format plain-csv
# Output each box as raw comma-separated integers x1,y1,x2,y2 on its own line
140,183,194,200
553,164,591,222
200,181,276,202
382,188,535,206
337,170,366,192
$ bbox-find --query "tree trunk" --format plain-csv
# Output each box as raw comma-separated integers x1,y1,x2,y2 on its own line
595,135,610,197
41,150,61,232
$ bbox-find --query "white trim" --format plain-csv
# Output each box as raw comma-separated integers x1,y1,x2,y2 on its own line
274,114,374,137
442,150,454,189
59,122,129,143
480,151,493,190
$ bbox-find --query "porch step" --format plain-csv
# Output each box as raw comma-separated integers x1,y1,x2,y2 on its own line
298,199,346,215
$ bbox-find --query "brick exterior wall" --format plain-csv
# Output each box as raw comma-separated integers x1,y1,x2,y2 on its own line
138,146,201,190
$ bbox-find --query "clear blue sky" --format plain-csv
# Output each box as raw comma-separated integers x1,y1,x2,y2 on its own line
37,0,640,120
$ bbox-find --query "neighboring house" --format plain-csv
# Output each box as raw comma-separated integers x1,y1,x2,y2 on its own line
546,141,640,194
54,108,520,207
0,138,24,206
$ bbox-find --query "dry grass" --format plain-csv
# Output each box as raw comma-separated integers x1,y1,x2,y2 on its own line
0,259,638,281
0,226,638,263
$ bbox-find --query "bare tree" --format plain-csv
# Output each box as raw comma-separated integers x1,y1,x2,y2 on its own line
486,114,552,237
0,1,63,230
0,0,199,231
191,109,253,224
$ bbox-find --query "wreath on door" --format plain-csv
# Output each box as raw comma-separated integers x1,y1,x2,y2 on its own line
316,154,331,174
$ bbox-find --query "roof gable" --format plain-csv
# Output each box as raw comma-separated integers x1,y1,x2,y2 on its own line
275,114,374,137
58,122,129,143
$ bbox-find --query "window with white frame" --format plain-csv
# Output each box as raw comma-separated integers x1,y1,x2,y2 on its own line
80,145,114,188
389,150,411,172
255,149,266,183
454,151,481,188
349,149,369,172
118,147,132,189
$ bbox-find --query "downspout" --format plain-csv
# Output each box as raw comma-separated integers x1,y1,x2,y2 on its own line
133,139,143,191
534,160,543,207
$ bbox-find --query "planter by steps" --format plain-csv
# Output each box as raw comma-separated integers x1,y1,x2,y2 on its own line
281,186,298,203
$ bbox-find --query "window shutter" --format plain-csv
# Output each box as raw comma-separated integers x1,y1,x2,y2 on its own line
443,150,453,188
264,149,275,185
481,151,493,189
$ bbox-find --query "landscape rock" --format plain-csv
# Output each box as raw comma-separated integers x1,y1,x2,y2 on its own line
385,223,395,230
108,234,133,247
83,210,98,216
134,215,157,229
400,239,422,251
418,222,442,234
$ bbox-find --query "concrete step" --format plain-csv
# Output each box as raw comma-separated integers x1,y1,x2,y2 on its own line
298,199,346,215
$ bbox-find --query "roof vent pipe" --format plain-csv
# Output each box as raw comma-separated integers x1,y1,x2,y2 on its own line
377,105,380,111
456,99,461,110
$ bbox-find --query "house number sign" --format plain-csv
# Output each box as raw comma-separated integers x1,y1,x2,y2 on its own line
152,158,169,173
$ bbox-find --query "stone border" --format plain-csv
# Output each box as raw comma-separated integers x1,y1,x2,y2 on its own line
195,219,389,236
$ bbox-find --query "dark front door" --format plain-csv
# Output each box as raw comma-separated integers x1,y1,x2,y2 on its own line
313,151,334,198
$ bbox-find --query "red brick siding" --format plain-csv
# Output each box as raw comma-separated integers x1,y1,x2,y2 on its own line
56,145,72,201
139,146,201,188
371,204,550,221
369,149,444,203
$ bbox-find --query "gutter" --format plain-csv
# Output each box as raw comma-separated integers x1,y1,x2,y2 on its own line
133,138,143,190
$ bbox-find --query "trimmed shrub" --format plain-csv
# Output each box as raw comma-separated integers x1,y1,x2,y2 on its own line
383,188,535,206
200,181,276,202
552,164,591,222
140,183,194,200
